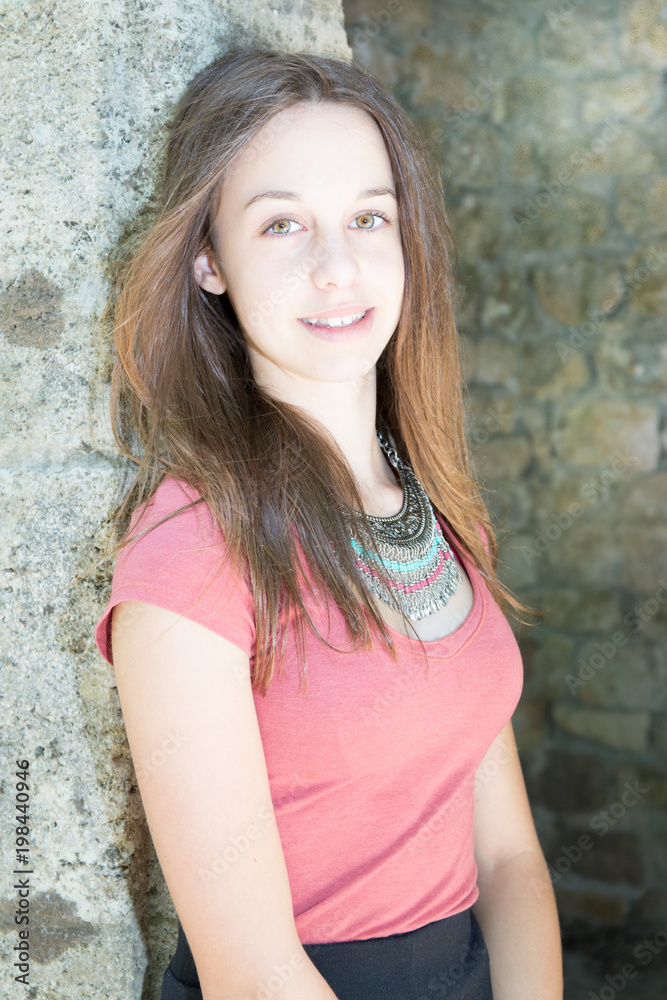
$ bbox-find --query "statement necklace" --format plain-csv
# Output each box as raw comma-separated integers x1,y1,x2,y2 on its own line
343,430,463,622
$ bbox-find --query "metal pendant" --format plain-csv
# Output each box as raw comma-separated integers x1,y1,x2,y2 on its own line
345,430,463,622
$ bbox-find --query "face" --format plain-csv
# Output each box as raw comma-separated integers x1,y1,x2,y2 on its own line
194,102,405,395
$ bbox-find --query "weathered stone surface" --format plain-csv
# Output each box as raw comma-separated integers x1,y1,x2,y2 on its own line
617,175,667,241
512,190,609,253
342,0,667,967
512,698,548,751
538,508,621,587
441,120,509,189
552,830,645,886
615,765,667,811
650,835,667,879
0,270,65,348
1,5,351,999
626,245,667,316
575,643,666,712
552,398,660,471
651,711,667,757
528,750,609,812
483,479,532,532
619,472,667,521
4,0,664,987
625,1,667,65
594,322,667,391
459,333,519,387
534,2,620,70
448,195,511,263
618,524,667,593
580,71,662,124
554,886,631,925
464,389,517,440
627,888,667,929
552,704,650,751
520,632,577,700
532,257,624,327
537,588,619,634
471,435,532,482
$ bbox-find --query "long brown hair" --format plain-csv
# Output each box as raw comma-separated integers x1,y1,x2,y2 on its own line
102,45,539,696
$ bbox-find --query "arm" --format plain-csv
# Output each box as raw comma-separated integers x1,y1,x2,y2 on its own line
471,720,563,1000
111,600,341,1000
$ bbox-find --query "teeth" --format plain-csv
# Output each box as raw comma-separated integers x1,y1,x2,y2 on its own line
302,310,366,328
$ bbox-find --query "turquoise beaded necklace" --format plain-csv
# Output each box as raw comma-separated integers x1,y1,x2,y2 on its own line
343,430,463,622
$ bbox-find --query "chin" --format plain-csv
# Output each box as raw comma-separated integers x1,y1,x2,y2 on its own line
307,354,380,382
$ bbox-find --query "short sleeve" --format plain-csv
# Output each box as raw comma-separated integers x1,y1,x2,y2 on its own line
94,477,256,666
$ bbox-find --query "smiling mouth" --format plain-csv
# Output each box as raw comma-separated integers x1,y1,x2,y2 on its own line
300,310,368,328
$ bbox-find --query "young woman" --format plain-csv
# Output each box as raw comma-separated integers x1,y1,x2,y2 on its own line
94,47,563,1000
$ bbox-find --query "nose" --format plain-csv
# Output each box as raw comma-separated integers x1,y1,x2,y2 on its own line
306,230,361,290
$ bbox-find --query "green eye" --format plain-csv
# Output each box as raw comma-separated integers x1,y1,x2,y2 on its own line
263,210,391,237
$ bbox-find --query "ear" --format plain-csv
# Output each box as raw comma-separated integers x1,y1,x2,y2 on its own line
194,247,226,295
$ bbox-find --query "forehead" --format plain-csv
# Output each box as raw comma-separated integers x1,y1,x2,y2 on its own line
219,103,393,208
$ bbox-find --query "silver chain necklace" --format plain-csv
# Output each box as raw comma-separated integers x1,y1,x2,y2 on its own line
343,430,463,622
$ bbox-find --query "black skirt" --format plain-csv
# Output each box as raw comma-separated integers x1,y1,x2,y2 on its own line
161,907,494,999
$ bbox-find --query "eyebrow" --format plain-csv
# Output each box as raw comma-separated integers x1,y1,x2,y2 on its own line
243,186,397,210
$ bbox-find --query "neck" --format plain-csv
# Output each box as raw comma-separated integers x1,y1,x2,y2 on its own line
250,361,401,507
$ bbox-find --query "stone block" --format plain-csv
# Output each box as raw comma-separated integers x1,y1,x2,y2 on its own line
619,472,667,522
617,175,667,241
650,835,667,879
624,1,667,66
504,74,578,132
538,588,619,633
555,126,659,178
483,480,532,532
527,749,608,812
492,532,540,589
626,245,667,316
554,885,631,925
553,830,645,886
457,267,536,336
534,5,619,69
532,256,624,326
538,508,621,588
460,333,519,387
407,43,473,108
580,71,662,124
594,322,667,391
615,764,667,810
512,698,548,751
448,196,509,263
532,351,589,401
464,388,516,440
521,633,577,700
575,643,666,712
552,398,660,471
627,889,667,930
650,711,667,757
441,119,510,188
471,435,532,482
552,704,650,751
512,192,607,253
618,524,667,592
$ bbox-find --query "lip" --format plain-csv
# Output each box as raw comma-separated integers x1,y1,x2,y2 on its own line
299,304,368,320
298,307,374,341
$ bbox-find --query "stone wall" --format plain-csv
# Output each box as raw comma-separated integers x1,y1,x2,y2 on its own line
0,4,349,999
343,0,667,968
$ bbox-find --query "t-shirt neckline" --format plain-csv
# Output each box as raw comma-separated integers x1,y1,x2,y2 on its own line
375,509,486,660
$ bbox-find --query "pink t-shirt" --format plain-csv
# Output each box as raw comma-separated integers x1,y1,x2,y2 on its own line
94,476,523,945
